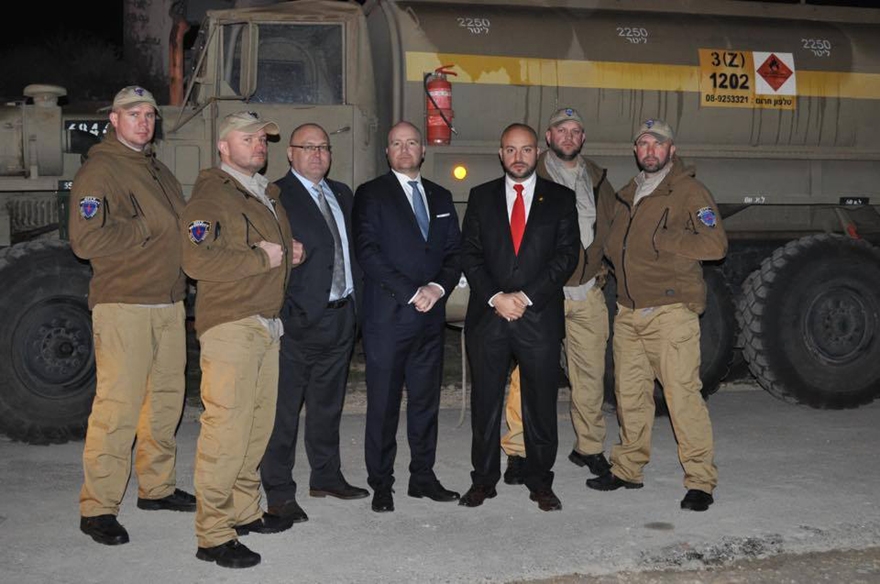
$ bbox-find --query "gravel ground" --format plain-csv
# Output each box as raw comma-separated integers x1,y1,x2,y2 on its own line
524,546,880,583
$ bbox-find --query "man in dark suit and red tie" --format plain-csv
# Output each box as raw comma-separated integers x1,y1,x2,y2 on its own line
353,121,462,513
459,123,580,512
260,123,369,524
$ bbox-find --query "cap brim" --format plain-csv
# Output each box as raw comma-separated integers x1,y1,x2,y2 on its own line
234,121,280,136
550,118,584,128
635,131,672,143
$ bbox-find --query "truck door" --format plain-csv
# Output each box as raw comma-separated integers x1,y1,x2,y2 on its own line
217,20,356,184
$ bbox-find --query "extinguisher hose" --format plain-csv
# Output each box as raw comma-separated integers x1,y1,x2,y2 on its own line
423,72,457,135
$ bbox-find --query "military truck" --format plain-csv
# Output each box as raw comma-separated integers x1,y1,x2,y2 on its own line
1,0,879,443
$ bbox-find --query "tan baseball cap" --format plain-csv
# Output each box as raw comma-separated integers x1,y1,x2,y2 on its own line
112,85,158,111
634,119,674,143
219,111,280,140
547,107,584,129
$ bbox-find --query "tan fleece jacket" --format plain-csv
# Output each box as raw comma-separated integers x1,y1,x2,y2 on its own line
69,129,187,308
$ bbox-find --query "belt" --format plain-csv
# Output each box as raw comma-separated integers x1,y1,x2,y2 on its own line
326,296,351,309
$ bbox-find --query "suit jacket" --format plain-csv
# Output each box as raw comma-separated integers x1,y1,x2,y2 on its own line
276,172,363,335
353,172,461,327
460,176,580,341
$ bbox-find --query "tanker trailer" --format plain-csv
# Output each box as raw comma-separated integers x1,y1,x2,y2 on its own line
359,0,880,408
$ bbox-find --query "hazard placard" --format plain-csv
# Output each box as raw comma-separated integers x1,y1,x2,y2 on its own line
699,48,797,110
753,51,797,109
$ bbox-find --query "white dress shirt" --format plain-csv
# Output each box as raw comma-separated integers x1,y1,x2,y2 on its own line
291,169,354,300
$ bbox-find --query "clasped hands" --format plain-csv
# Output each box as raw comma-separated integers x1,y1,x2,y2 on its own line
494,292,528,321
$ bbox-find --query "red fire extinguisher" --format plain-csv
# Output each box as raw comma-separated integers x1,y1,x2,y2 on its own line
424,65,457,145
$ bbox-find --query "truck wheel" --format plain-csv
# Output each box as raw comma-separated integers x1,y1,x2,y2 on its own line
602,266,735,411
0,241,95,444
699,266,736,396
738,234,880,408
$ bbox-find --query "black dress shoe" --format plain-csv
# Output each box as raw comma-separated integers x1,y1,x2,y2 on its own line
681,489,714,512
586,472,643,491
371,489,394,513
196,540,261,569
234,513,294,536
568,450,611,476
503,456,526,485
529,488,562,512
458,484,497,508
137,488,197,512
408,481,460,502
80,514,129,546
267,499,309,523
310,481,370,500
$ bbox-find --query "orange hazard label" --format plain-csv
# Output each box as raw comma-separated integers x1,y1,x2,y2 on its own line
756,54,793,92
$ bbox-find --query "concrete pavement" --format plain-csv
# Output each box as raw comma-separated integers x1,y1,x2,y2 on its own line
1,384,878,583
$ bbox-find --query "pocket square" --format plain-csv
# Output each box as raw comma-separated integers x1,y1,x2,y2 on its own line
435,212,451,218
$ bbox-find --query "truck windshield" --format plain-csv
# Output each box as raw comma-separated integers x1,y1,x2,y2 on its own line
224,22,344,105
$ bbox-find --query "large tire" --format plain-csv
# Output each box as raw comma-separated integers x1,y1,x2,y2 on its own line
602,265,736,410
0,241,95,444
737,234,880,408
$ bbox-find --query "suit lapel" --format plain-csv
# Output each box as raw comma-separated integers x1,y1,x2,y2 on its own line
386,172,425,242
491,180,516,258
422,181,440,243
286,175,329,236
519,178,548,252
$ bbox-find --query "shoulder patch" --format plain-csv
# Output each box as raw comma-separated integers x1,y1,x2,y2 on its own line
696,206,717,228
188,220,211,244
79,197,101,220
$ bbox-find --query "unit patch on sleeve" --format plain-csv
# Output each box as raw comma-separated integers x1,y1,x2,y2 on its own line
188,220,211,244
696,206,717,228
79,197,101,220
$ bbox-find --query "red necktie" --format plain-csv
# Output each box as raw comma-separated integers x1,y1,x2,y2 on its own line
510,183,525,255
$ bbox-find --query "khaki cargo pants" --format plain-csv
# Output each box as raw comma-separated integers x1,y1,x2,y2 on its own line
194,317,279,548
501,287,609,458
80,302,186,517
609,303,717,492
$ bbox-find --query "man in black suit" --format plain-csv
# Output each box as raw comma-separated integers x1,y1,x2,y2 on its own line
353,121,462,513
260,123,368,523
459,123,579,512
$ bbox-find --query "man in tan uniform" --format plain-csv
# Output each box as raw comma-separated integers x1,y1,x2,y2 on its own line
71,86,195,547
501,108,616,485
588,119,727,512
182,111,305,568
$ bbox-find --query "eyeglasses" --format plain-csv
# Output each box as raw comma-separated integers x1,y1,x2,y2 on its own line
290,144,331,153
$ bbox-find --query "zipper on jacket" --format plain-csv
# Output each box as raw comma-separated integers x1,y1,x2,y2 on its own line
620,201,638,309
271,206,291,312
148,159,181,219
651,208,670,259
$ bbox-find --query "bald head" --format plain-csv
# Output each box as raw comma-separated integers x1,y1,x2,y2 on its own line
288,123,332,183
386,121,425,178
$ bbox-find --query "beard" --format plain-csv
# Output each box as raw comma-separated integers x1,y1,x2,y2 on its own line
503,159,537,180
549,141,581,162
636,152,671,174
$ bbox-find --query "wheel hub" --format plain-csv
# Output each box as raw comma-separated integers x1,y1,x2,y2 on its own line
13,299,94,399
805,288,873,364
